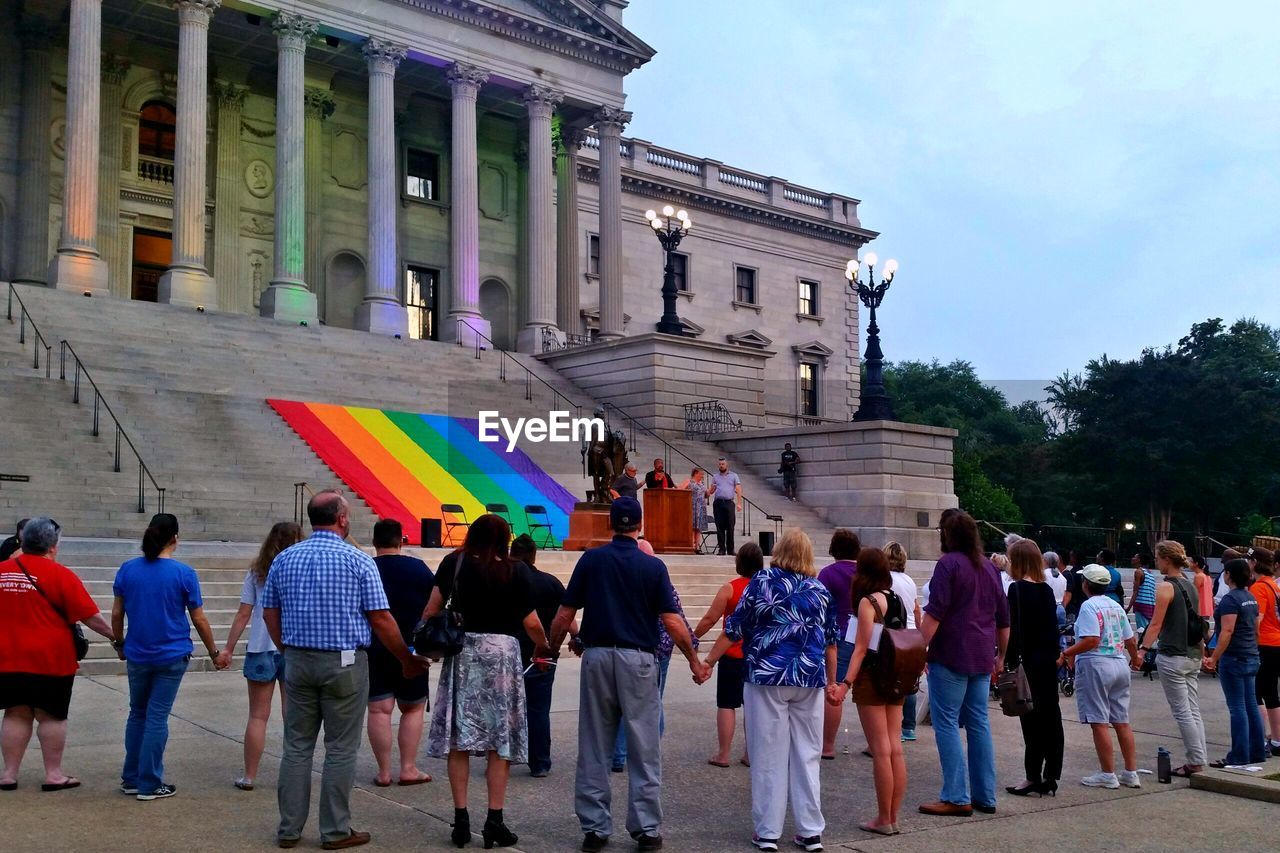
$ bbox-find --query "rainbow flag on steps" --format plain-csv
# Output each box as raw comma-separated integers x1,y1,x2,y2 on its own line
269,400,577,546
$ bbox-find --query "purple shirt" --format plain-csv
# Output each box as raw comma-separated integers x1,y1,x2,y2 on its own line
923,551,1010,675
817,560,857,638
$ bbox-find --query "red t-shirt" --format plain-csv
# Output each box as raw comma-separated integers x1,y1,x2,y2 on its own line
723,576,751,660
0,555,99,676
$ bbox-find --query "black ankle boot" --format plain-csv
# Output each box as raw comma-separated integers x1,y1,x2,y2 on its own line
482,809,518,849
451,808,471,848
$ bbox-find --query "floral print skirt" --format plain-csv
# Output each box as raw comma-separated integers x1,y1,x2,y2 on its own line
427,632,528,763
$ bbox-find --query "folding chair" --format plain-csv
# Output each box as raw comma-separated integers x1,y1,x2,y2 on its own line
523,504,559,550
699,523,718,555
440,503,470,547
485,502,512,525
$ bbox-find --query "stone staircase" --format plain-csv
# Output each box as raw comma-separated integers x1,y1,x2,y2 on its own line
1,283,833,546
56,538,740,677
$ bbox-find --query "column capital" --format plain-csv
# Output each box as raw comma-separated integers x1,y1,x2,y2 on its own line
363,37,408,74
101,54,131,86
446,62,489,97
173,0,221,24
213,80,249,110
272,10,319,48
303,87,335,121
592,105,631,134
556,124,587,154
523,84,563,118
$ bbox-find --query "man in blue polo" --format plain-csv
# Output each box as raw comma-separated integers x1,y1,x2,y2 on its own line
549,497,706,853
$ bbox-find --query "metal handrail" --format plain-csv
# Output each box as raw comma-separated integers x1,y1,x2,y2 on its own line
58,340,165,514
453,319,780,535
6,284,53,378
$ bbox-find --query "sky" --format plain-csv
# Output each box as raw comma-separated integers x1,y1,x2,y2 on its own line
619,0,1280,387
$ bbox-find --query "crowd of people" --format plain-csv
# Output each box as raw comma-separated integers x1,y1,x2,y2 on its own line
3,502,1279,851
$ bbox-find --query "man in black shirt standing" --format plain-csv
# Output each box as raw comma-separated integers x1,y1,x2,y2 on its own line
0,518,27,562
779,443,800,502
645,459,673,490
511,534,578,778
366,519,435,787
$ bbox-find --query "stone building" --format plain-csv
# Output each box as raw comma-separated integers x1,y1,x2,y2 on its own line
3,0,874,425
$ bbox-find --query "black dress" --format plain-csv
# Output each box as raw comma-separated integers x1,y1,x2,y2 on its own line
1007,580,1064,783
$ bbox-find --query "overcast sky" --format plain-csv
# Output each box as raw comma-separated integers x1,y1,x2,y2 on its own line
620,0,1280,384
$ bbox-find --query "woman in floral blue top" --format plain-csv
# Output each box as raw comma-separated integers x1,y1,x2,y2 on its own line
704,529,837,853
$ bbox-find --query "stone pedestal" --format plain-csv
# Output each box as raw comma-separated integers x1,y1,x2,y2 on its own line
714,420,959,559
354,300,408,337
259,284,319,325
48,252,109,294
563,503,613,551
539,332,772,435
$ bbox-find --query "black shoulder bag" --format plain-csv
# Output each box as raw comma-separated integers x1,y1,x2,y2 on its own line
997,584,1035,717
412,555,466,658
1171,577,1209,647
16,557,90,661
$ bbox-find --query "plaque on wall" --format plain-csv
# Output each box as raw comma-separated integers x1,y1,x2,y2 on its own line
331,128,367,190
245,160,274,198
478,162,508,220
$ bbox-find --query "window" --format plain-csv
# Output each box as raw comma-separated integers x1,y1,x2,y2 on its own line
587,234,600,277
138,101,176,160
671,252,689,293
798,279,819,316
735,266,757,305
405,149,440,201
405,265,439,340
799,362,819,417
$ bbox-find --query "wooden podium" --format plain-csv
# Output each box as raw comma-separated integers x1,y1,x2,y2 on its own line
643,489,697,554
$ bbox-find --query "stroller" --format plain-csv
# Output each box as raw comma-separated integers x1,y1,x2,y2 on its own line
1058,613,1075,697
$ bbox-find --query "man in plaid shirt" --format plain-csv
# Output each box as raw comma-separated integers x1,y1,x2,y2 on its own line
263,491,425,850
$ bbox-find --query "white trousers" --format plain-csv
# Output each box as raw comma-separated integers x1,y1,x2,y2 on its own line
743,682,825,840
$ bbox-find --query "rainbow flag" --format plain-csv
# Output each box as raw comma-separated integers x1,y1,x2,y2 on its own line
270,399,576,545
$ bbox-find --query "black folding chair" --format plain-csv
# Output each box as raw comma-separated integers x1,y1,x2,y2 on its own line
523,505,559,550
440,503,470,547
485,502,512,525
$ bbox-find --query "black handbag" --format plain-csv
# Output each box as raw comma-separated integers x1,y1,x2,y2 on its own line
998,584,1035,717
412,555,466,658
17,558,90,661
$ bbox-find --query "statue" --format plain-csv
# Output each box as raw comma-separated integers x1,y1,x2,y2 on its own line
582,405,628,504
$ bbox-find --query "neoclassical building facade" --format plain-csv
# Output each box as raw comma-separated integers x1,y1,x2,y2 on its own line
3,0,875,422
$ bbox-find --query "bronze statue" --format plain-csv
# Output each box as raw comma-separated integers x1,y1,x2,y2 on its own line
582,406,628,504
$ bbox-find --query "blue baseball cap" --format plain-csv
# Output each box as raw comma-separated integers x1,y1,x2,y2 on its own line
610,496,642,528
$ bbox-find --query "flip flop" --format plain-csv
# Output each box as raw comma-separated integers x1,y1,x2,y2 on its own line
820,755,835,761
706,759,730,768
739,758,751,767
1208,760,1228,769
859,821,895,836
397,775,432,786
373,779,392,788
0,782,16,791
41,778,80,792
1170,765,1200,778
234,778,255,791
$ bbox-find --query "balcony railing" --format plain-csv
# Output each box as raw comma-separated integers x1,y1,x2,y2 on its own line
683,400,745,440
137,156,174,185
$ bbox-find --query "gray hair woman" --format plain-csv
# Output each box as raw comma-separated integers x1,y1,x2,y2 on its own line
0,519,114,791
1043,551,1067,625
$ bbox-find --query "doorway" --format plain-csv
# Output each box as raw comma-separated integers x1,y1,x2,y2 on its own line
131,230,172,302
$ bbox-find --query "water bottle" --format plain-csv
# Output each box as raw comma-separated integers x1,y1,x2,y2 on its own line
1157,746,1171,783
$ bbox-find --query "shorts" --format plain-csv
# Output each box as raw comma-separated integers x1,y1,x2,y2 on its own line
242,651,285,683
1075,656,1131,724
850,669,905,707
782,471,797,487
368,647,429,706
0,673,76,721
835,640,855,682
716,657,747,709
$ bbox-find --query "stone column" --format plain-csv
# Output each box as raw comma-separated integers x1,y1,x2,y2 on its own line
213,81,247,313
49,0,109,294
354,38,408,336
444,62,489,344
13,16,52,285
259,11,318,324
99,55,130,298
303,86,333,308
593,106,630,339
555,125,584,336
516,84,562,354
159,0,220,308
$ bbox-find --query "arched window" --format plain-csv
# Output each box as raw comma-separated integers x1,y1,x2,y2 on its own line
138,101,176,160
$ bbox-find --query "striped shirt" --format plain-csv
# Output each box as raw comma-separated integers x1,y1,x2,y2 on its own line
261,531,389,650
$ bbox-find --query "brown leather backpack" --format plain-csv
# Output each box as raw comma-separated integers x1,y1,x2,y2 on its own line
867,591,927,701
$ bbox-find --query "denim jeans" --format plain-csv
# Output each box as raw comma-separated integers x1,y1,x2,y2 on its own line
525,667,557,774
122,657,189,793
1218,655,1267,764
612,655,670,766
902,692,918,734
927,662,996,807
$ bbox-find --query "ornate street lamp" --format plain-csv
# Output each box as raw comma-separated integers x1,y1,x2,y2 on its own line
645,205,692,335
846,252,899,422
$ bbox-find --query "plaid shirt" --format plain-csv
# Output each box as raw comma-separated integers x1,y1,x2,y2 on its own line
261,531,389,650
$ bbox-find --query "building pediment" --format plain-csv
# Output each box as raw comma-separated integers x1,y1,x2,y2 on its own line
580,306,633,327
727,328,773,349
679,317,705,338
792,340,835,362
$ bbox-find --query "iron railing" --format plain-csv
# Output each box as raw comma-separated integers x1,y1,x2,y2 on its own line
59,340,165,514
452,321,780,536
540,326,592,353
6,284,53,378
683,400,745,440
293,482,309,526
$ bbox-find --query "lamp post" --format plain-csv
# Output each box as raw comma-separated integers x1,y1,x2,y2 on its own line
645,205,691,335
846,253,899,422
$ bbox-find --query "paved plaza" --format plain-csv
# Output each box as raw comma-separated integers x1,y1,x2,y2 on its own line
4,660,1274,852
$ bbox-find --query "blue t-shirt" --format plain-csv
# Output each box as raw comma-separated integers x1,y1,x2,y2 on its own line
563,536,678,650
372,554,435,646
1215,588,1260,660
113,557,203,664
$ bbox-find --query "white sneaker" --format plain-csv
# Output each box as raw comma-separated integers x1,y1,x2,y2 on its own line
1118,770,1141,788
1081,771,1119,789
753,837,779,852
